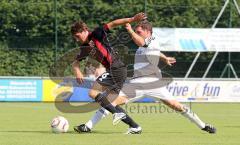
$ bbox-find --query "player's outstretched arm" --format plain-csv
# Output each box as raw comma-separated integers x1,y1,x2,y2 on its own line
125,23,145,47
106,12,146,30
159,52,176,66
72,60,84,84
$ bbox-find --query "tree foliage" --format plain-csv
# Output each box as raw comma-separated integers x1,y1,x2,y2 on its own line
0,0,240,77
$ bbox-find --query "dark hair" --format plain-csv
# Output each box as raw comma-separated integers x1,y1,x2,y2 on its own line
71,21,89,35
135,20,152,34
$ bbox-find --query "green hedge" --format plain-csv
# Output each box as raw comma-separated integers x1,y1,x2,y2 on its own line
0,0,239,77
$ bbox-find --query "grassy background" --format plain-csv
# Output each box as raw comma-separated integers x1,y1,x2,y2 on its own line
0,102,239,145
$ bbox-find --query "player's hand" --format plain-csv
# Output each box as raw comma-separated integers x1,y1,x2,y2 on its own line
76,74,84,84
165,57,176,66
132,12,147,22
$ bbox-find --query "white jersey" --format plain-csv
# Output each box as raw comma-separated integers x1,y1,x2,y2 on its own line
119,35,174,101
133,35,163,77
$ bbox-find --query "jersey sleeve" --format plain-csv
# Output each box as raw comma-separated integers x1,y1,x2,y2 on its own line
91,24,111,41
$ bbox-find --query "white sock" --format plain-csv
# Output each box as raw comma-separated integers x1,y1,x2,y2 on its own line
85,107,110,129
181,106,205,129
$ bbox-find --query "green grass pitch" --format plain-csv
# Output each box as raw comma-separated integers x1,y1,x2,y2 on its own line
0,102,239,145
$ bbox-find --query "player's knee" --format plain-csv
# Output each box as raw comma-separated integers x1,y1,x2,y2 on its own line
112,96,127,106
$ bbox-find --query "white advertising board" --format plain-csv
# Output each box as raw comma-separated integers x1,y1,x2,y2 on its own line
153,28,240,52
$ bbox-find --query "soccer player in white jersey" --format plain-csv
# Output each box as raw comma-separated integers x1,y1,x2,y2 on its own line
76,20,216,134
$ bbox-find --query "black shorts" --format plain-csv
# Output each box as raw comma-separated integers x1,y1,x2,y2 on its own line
96,60,127,93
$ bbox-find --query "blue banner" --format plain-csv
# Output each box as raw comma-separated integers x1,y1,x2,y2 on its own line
0,79,42,101
61,79,155,102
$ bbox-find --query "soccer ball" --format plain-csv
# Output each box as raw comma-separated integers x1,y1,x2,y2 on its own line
51,116,69,133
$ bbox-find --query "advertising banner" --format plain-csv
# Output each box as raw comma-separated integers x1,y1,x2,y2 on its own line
153,28,240,52
0,79,42,101
43,78,94,102
1,77,239,102
166,80,240,102
42,78,154,102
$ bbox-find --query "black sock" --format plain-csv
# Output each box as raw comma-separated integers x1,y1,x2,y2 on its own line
115,105,139,128
95,93,119,114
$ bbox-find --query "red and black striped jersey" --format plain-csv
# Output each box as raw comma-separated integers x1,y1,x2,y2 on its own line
75,24,119,69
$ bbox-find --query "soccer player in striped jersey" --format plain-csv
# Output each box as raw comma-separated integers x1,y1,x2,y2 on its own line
71,13,147,133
